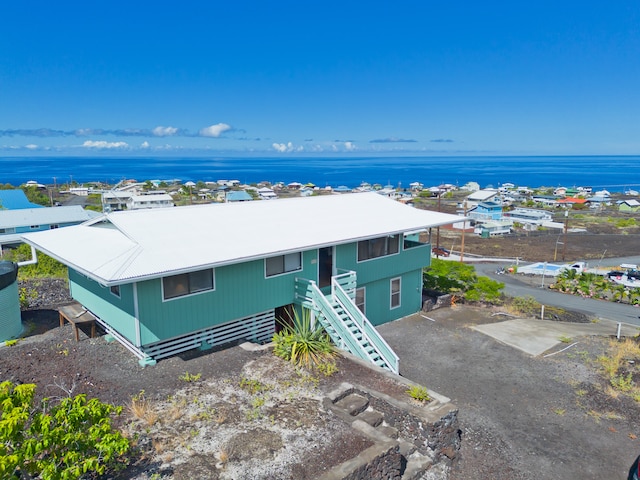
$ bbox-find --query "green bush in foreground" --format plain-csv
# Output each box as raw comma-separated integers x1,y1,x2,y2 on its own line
0,381,130,479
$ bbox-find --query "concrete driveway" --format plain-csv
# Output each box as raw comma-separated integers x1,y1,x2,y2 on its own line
472,317,639,356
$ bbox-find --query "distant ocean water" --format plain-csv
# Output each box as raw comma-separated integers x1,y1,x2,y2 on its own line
1,155,639,192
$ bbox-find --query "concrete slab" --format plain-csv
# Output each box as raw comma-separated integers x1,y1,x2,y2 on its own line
471,318,640,356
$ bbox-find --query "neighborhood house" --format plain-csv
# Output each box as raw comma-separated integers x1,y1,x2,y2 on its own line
23,193,464,371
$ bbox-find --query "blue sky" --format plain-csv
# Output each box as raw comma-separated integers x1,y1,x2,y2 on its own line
1,1,639,156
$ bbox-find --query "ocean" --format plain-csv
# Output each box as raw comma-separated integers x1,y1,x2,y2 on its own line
1,155,639,192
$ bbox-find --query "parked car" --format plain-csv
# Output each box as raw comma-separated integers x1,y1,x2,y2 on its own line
607,270,625,279
628,270,640,280
432,247,450,257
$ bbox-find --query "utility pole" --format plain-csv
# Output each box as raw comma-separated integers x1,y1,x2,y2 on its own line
562,210,568,261
460,200,467,263
436,192,441,251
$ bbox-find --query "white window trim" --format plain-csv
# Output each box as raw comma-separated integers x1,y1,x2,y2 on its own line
162,268,216,302
390,277,401,309
264,252,303,278
109,285,121,298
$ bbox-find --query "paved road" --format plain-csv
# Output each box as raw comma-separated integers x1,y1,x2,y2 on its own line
471,256,640,328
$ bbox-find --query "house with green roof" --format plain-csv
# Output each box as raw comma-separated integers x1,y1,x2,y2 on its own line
23,193,464,371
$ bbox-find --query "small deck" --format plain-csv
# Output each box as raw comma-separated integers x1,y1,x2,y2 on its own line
58,303,97,341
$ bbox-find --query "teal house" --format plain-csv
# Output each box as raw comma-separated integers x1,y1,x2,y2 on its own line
23,193,463,371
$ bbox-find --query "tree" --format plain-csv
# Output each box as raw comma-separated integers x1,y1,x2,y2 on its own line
423,259,504,304
0,381,130,479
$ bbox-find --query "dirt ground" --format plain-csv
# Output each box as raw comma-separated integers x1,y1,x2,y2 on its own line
379,306,640,480
443,230,640,263
3,308,426,479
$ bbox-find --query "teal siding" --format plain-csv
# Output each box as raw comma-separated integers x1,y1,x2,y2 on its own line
68,236,431,347
135,250,318,344
69,269,138,344
335,237,430,325
358,269,423,325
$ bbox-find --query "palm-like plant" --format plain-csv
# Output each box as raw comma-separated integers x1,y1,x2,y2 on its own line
273,308,335,368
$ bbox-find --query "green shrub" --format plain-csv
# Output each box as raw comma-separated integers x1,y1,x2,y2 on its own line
616,218,637,228
610,373,634,392
3,244,67,279
19,286,38,310
406,384,431,403
0,381,130,479
272,308,335,368
511,295,540,315
424,259,504,305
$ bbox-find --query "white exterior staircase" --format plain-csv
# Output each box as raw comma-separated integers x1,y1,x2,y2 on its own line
295,271,399,374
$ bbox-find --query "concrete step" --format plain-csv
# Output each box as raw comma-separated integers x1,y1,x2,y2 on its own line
358,409,384,427
398,439,417,457
401,451,434,480
376,424,398,439
334,393,369,416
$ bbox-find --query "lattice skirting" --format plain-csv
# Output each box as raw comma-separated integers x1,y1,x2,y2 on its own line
96,310,275,363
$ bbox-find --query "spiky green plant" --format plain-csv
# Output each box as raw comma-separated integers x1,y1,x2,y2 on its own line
272,308,334,368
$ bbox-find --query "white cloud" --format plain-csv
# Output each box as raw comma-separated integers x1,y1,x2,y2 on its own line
272,142,304,153
82,140,129,149
199,123,231,137
25,144,38,150
152,126,178,136
344,141,356,151
141,141,150,148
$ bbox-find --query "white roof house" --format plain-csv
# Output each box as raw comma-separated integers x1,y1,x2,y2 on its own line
126,193,174,210
465,189,499,206
1,206,100,247
23,192,464,286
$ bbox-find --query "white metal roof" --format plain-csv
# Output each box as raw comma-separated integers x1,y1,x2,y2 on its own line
0,205,100,229
22,192,465,285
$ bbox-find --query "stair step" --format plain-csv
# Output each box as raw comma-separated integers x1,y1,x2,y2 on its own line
377,424,398,439
401,452,433,480
334,393,369,416
398,439,417,457
358,409,384,427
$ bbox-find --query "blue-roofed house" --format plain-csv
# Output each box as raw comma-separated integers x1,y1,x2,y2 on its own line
225,190,253,202
0,190,43,210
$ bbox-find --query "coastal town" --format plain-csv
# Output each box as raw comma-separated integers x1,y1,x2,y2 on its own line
2,176,639,259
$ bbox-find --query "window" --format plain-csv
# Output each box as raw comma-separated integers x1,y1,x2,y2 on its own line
357,235,399,261
390,277,401,309
355,287,366,314
30,225,40,230
50,224,59,229
163,268,214,300
266,252,302,277
110,285,120,298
